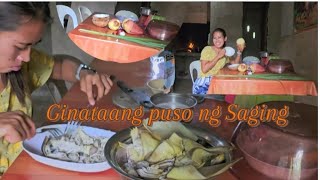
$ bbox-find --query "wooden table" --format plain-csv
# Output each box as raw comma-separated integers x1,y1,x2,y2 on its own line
3,60,317,179
207,68,318,96
68,13,163,63
2,58,240,179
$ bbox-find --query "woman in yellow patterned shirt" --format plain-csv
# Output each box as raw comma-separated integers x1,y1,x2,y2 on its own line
192,28,245,94
0,3,113,174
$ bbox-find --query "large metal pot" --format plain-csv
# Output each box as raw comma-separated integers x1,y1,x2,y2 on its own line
267,59,294,74
105,123,233,180
235,101,318,179
149,93,197,109
146,20,180,41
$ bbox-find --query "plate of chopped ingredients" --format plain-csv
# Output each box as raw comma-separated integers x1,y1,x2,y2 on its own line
23,124,115,172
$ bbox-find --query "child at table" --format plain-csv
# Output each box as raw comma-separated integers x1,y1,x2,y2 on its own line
0,2,113,174
192,28,245,94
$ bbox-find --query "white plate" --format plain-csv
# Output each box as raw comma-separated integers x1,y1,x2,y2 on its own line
115,10,139,22
23,124,115,173
227,64,240,70
224,46,235,57
243,56,260,64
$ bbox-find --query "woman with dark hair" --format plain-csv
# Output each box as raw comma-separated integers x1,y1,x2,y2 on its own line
0,2,113,173
192,28,245,94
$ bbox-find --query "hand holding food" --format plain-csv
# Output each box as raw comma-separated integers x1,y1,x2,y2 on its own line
236,38,246,52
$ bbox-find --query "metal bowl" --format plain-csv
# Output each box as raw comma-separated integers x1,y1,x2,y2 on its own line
267,59,294,74
235,101,318,179
146,78,165,95
104,124,233,180
150,93,197,109
147,20,180,41
92,14,110,27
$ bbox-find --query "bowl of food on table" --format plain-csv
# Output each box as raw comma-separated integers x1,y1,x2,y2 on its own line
104,120,242,180
23,123,115,172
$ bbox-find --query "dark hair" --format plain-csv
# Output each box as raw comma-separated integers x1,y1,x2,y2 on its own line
211,28,227,47
0,2,52,105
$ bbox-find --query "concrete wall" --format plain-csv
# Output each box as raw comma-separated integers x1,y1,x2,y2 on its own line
267,3,282,54
268,2,318,105
210,2,243,48
268,2,318,83
151,2,208,26
154,2,242,49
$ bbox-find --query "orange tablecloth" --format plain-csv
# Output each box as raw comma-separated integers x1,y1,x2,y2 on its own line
207,68,318,96
68,13,162,63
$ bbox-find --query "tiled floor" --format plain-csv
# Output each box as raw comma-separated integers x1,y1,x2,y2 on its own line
31,78,193,127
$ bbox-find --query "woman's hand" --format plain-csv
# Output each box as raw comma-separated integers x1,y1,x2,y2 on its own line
216,49,226,60
79,70,113,106
0,111,36,143
237,44,246,53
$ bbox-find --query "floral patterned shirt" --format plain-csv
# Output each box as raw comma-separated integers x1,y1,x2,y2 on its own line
0,49,54,174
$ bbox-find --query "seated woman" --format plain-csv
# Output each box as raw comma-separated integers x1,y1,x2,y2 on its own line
192,28,245,95
0,2,113,174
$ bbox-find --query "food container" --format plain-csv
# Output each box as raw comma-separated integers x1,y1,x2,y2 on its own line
104,123,234,180
225,47,235,57
235,101,317,180
259,51,269,66
140,7,152,16
146,20,180,41
147,78,165,94
227,64,240,71
149,93,197,109
267,59,294,74
259,51,268,58
92,14,110,27
115,10,139,22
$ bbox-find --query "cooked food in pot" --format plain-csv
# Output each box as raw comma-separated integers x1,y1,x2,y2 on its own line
116,120,241,179
42,128,109,163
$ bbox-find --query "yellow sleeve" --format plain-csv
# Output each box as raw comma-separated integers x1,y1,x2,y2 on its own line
23,49,54,92
225,56,230,63
200,46,214,61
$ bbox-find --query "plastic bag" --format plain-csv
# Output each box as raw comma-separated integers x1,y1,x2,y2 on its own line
150,50,175,91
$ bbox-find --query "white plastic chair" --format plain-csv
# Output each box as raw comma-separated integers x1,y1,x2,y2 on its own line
78,5,92,22
189,60,201,84
56,5,78,30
